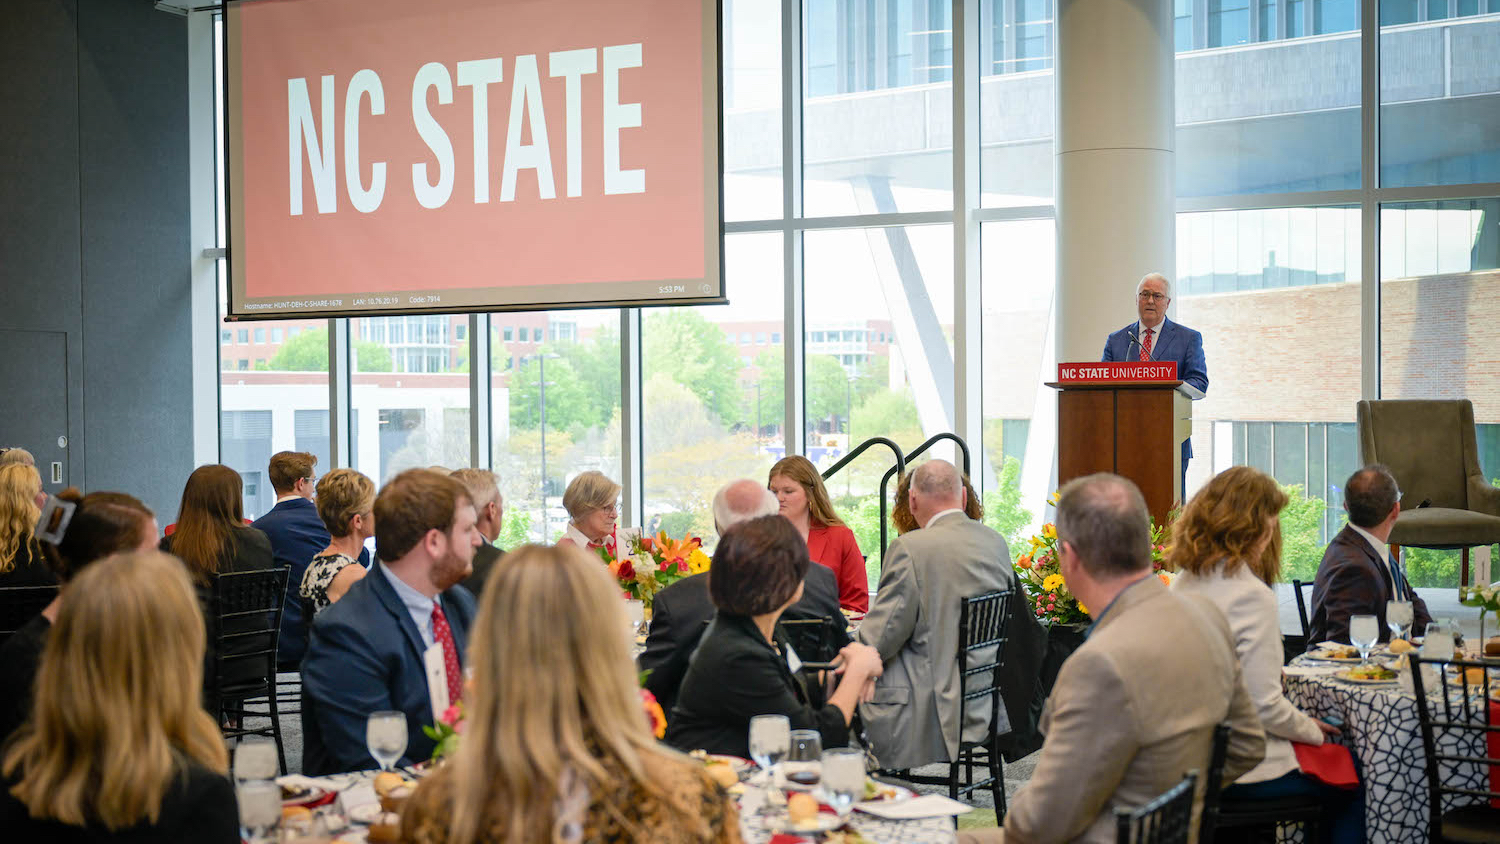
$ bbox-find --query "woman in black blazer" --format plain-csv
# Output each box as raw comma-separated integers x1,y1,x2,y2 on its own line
665,516,883,759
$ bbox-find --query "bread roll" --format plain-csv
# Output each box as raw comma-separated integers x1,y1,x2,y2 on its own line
787,792,819,824
1484,637,1500,656
372,770,404,797
705,762,739,788
1387,639,1414,654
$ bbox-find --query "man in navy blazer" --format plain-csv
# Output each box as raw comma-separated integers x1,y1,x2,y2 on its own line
1101,273,1209,484
1309,465,1432,646
251,451,368,669
301,469,482,774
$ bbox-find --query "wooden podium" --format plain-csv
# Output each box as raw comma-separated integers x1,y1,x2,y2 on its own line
1047,362,1204,528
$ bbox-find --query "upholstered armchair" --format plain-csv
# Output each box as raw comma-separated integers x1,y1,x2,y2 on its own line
1357,399,1500,586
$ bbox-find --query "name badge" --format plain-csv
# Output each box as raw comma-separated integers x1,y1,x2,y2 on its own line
423,642,450,722
785,642,803,674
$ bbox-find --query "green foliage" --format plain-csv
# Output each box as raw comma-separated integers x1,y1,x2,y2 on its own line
263,326,391,372
508,350,592,432
1278,484,1328,583
1404,547,1465,589
655,511,697,538
836,493,892,590
643,310,742,424
983,456,1033,558
498,506,534,550
850,388,920,444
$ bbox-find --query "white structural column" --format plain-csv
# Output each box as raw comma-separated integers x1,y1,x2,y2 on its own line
1054,0,1175,361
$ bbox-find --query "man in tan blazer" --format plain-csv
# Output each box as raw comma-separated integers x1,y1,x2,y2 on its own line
969,473,1264,844
857,459,1016,770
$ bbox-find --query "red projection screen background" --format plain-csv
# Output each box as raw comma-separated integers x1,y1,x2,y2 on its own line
224,0,722,319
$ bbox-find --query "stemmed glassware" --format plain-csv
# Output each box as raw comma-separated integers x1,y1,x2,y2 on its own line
366,711,408,772
783,730,823,791
820,748,865,820
237,780,282,843
1349,614,1379,665
748,714,791,818
1386,600,1414,643
233,736,279,782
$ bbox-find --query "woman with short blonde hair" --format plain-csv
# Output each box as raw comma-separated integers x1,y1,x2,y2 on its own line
0,551,237,840
399,544,741,844
767,455,868,612
0,464,50,588
300,468,376,613
559,470,635,553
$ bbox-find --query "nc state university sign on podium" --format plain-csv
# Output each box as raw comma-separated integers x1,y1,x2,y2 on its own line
1046,362,1204,528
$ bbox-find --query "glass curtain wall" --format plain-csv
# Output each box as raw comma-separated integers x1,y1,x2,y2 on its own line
212,0,1500,590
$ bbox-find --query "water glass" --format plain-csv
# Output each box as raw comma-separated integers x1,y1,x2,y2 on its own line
366,711,408,772
820,748,865,819
1386,600,1414,642
748,714,791,772
783,729,822,791
1349,614,1378,664
237,780,281,842
233,736,279,782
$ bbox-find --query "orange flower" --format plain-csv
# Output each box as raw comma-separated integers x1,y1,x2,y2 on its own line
1017,554,1033,570
1158,572,1172,587
640,689,667,739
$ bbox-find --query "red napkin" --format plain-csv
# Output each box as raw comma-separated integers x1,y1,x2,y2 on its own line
769,837,810,844
1291,740,1359,789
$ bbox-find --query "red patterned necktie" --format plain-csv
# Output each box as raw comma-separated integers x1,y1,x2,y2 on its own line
1139,327,1154,361
430,603,463,704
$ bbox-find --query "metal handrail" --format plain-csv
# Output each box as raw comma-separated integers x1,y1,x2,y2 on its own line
877,432,972,561
820,437,906,559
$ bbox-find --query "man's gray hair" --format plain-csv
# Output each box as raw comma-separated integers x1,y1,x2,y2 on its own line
1136,272,1172,299
911,459,962,503
713,479,779,534
0,447,35,468
1055,473,1152,578
449,467,501,508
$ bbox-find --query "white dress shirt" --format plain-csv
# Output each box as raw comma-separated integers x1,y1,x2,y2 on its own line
378,562,438,649
1172,560,1325,783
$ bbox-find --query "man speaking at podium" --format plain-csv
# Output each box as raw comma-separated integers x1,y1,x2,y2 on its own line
1101,273,1209,487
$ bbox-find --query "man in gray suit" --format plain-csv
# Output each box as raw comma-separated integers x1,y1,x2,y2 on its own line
857,459,1016,771
984,473,1264,844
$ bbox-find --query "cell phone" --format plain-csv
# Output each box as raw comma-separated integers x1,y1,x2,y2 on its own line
1322,714,1345,730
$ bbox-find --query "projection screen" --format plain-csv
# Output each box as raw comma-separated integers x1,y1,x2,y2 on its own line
224,0,722,319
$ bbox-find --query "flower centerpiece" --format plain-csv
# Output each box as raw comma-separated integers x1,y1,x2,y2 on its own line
594,530,709,609
422,703,465,762
1459,580,1499,645
1015,495,1173,625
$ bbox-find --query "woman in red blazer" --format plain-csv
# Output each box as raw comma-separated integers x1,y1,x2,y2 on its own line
767,456,868,613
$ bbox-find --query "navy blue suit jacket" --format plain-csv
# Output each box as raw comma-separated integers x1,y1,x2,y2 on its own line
252,497,368,667
1101,318,1209,460
300,566,476,774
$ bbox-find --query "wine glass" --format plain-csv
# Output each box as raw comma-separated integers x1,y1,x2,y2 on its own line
237,780,281,843
233,736,278,782
783,729,822,791
820,748,865,820
749,714,791,772
366,711,408,772
1386,600,1414,643
1349,614,1379,664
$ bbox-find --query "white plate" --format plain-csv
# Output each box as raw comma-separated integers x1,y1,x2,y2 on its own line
1307,648,1362,662
347,803,383,825
768,812,845,834
857,782,915,807
1335,669,1398,685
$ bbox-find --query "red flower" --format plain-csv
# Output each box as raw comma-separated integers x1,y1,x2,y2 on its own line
616,558,636,580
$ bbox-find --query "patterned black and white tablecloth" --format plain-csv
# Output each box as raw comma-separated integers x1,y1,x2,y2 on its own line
736,783,958,844
1282,660,1489,844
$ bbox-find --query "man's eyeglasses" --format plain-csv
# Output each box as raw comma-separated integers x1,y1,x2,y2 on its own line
1137,291,1167,303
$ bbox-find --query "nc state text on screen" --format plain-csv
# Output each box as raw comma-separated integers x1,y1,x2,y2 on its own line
289,45,649,216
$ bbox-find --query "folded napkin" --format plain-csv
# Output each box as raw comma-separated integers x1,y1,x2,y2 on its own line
1291,741,1359,789
855,794,973,819
1282,664,1341,677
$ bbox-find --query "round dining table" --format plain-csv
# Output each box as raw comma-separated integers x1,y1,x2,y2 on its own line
1282,656,1491,844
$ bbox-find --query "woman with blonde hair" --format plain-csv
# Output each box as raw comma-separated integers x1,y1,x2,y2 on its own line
0,551,237,840
0,488,158,743
400,544,741,844
1169,466,1362,844
160,464,273,582
767,455,867,612
0,463,54,589
300,467,375,613
557,470,637,555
